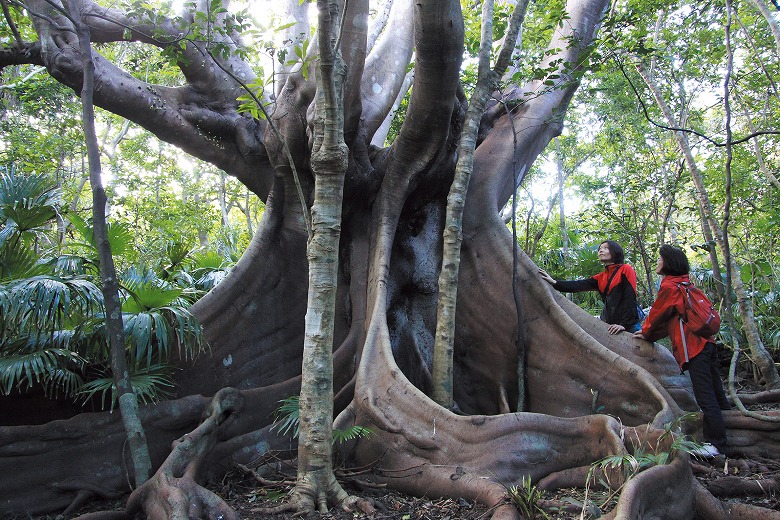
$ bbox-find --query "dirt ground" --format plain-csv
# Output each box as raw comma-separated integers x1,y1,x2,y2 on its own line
5,373,779,520
217,456,780,520
5,452,778,520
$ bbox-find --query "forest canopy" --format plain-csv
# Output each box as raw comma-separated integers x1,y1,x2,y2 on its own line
2,0,780,518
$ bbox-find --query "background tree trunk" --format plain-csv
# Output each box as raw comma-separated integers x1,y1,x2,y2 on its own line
637,61,780,390
2,1,780,518
64,0,151,485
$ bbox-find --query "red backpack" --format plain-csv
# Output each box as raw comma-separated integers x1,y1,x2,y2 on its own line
678,282,721,337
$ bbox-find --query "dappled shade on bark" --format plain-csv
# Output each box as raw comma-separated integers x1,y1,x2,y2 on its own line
2,0,780,518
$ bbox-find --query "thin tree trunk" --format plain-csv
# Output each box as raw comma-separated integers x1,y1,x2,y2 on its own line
735,14,779,98
244,189,254,236
556,139,568,259
734,91,780,190
673,78,728,304
432,0,528,409
631,206,653,302
636,61,780,390
725,0,780,421
193,169,210,247
746,0,780,56
64,0,151,485
289,0,366,513
219,172,229,226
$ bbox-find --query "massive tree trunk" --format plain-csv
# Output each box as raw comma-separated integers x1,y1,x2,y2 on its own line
2,0,780,518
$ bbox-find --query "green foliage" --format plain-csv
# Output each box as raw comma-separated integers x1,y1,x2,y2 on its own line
272,395,372,444
0,169,209,407
332,425,372,444
508,476,550,520
286,39,314,80
237,79,273,120
535,238,605,315
182,249,234,292
590,388,605,414
78,364,176,410
0,346,87,398
272,395,301,438
67,213,135,264
0,169,61,233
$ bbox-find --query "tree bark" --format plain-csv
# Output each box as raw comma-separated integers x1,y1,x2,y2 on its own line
636,61,780,390
3,1,780,519
284,0,373,514
64,0,151,485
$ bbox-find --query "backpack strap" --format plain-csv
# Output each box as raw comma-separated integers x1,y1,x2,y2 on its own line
679,317,690,363
677,282,692,363
600,265,622,298
676,282,692,323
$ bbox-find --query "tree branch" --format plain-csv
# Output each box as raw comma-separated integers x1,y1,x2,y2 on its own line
617,55,780,147
360,0,414,143
0,42,44,69
1,0,24,44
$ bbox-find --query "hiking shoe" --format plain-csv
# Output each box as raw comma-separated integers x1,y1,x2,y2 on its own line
690,443,721,458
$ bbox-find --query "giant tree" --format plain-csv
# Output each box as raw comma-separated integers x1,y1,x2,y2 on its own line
1,0,779,519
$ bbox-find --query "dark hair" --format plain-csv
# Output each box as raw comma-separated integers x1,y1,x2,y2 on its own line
658,244,690,276
601,240,625,264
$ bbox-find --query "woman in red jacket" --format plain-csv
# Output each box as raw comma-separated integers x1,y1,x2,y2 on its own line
634,245,730,457
539,240,642,334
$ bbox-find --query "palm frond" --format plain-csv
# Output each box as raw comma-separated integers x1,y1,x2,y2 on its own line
122,285,183,313
189,250,231,270
0,170,61,232
66,213,135,258
332,426,372,444
196,269,228,291
41,367,85,399
78,364,175,411
0,347,86,396
0,237,53,281
124,305,206,367
54,254,93,276
164,241,191,270
162,305,207,359
2,275,103,332
272,395,300,438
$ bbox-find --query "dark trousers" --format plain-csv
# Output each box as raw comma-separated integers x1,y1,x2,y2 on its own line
686,342,730,451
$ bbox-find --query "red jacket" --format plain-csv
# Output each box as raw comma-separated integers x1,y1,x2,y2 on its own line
641,274,713,370
554,263,640,328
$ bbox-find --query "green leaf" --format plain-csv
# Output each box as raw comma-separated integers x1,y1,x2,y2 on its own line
272,395,300,438
0,170,61,233
275,21,296,31
78,364,175,410
332,426,372,444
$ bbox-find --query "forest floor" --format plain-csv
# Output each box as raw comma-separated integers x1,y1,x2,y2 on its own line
210,455,780,519
7,375,780,520
9,445,779,520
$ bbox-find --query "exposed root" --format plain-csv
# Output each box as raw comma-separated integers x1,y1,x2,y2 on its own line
694,480,780,519
606,455,696,519
735,390,780,405
706,475,780,497
58,489,97,518
72,388,244,520
255,477,375,515
60,513,132,520
538,465,612,492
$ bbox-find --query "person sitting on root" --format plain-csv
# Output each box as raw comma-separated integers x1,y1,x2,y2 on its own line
539,240,643,334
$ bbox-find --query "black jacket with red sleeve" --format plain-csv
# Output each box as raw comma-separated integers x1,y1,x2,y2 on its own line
553,263,640,329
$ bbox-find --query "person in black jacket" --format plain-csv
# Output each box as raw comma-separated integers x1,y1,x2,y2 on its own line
539,240,642,334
